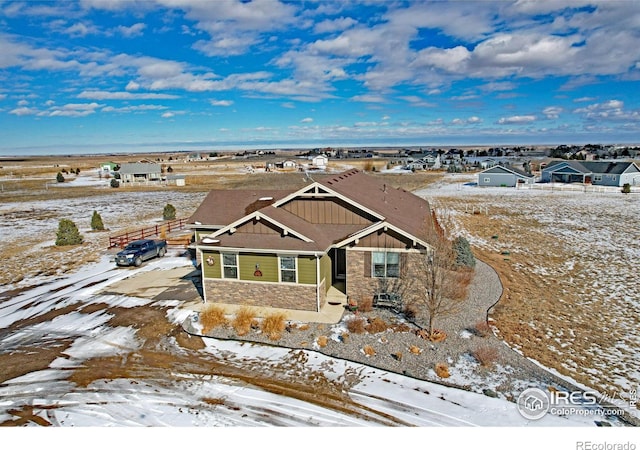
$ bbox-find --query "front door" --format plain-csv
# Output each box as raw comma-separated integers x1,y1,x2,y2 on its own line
332,248,346,280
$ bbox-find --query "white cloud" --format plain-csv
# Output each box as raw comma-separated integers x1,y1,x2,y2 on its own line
497,115,537,124
161,112,174,118
351,94,386,103
9,106,39,116
543,106,563,119
314,17,357,34
102,104,168,113
64,22,100,38
117,23,146,38
573,99,640,122
300,117,313,123
47,102,103,117
210,99,233,107
78,90,179,100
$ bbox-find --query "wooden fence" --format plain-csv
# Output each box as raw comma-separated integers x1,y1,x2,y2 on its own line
108,218,190,248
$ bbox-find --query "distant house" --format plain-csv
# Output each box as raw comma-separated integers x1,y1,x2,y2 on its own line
118,163,163,184
406,151,441,170
166,174,186,187
478,165,535,187
99,162,118,176
188,169,434,314
275,160,299,171
311,154,329,169
541,160,640,186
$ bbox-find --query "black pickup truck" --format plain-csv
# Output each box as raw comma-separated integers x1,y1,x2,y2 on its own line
115,239,167,267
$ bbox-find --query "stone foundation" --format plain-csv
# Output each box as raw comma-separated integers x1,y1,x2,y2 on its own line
204,279,319,311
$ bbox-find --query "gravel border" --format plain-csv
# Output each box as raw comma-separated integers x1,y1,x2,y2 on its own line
182,259,637,426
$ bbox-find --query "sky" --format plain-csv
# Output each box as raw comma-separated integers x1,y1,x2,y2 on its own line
1,0,640,155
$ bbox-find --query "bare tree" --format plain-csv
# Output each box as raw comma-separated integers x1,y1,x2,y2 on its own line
413,210,472,338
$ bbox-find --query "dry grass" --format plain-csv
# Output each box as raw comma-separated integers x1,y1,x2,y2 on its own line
435,362,450,378
231,307,256,336
429,329,447,342
365,317,388,334
260,312,288,341
200,305,228,335
316,336,328,348
357,296,373,313
472,345,499,367
345,316,367,334
473,320,492,338
409,345,422,355
362,345,376,357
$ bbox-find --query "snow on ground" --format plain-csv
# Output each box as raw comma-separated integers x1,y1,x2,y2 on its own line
1,172,639,447
0,255,627,431
416,173,640,408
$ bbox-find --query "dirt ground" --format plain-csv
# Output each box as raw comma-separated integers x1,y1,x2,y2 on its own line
2,153,637,424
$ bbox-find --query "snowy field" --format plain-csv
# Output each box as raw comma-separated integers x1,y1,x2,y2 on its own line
1,170,639,446
416,174,640,407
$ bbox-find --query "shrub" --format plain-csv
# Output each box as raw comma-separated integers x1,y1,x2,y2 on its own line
473,320,492,338
362,345,376,357
316,335,328,348
453,236,476,268
55,219,83,246
435,362,450,378
110,178,120,188
409,345,422,355
472,345,499,367
260,312,288,341
200,305,228,334
56,172,65,183
231,307,256,336
91,210,105,231
365,317,388,334
358,296,373,313
403,303,418,320
392,352,403,361
163,203,176,220
345,316,367,334
622,183,631,194
429,329,447,342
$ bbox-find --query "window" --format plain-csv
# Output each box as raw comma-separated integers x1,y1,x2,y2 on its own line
372,252,400,278
280,256,297,283
483,177,491,183
594,175,602,181
222,253,238,279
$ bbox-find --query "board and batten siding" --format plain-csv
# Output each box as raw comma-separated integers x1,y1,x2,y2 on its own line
282,198,374,225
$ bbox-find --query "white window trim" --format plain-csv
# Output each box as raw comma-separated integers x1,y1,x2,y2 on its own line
483,177,491,183
278,255,297,283
221,252,239,279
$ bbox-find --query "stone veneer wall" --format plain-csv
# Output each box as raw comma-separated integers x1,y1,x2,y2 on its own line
346,249,424,303
204,279,319,311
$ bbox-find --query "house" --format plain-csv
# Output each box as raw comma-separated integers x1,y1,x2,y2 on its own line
406,151,441,170
166,174,186,186
99,161,118,176
188,169,434,314
541,160,640,186
275,160,299,171
117,163,163,184
311,154,329,170
478,164,535,187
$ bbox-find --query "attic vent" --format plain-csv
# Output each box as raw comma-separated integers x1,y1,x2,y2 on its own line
202,238,220,244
